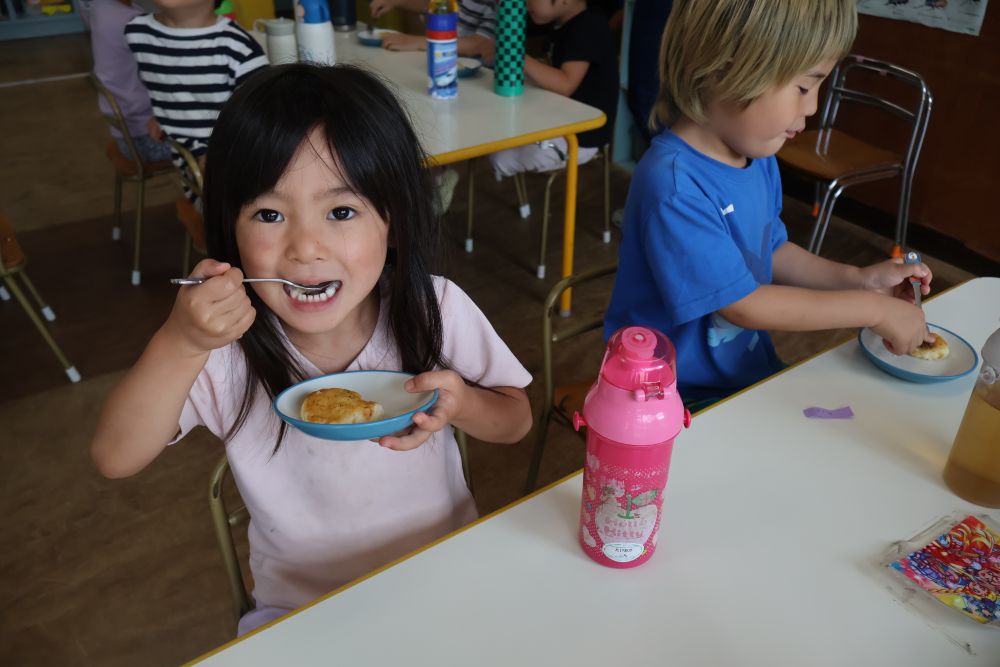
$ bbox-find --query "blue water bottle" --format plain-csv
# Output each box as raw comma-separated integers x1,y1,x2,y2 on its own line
426,0,458,100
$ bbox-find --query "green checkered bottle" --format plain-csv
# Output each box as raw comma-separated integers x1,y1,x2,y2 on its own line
493,0,526,97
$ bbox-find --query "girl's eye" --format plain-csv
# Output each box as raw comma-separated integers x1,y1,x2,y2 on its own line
253,209,284,223
798,86,810,95
328,207,356,221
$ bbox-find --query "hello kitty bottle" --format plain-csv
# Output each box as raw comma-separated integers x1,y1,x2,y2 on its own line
575,326,690,568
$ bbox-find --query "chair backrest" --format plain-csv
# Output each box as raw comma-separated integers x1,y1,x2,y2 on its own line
209,455,253,625
540,263,618,405
88,73,146,174
815,55,932,175
166,137,204,199
0,214,25,274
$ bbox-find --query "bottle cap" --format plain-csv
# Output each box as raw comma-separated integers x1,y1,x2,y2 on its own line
600,326,677,392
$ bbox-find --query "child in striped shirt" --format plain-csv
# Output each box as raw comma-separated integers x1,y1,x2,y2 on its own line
125,0,268,197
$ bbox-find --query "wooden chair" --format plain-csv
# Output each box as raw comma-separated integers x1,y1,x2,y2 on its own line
208,429,474,625
166,138,206,275
464,143,612,279
777,55,932,258
0,215,80,383
524,262,617,494
89,73,176,286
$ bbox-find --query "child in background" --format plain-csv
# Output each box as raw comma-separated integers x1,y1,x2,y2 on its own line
90,65,533,635
605,0,933,407
369,0,497,64
488,0,618,178
124,0,268,192
79,0,172,163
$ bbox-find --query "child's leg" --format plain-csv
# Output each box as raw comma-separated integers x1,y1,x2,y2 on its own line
488,138,599,179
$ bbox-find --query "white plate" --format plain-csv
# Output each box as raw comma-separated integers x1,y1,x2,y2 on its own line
858,323,978,383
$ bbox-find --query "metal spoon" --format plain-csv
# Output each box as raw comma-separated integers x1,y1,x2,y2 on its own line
171,277,340,293
903,251,922,308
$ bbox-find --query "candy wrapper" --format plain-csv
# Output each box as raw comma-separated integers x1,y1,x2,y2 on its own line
886,514,1000,626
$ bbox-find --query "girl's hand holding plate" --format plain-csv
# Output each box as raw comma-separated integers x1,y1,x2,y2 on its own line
374,369,468,451
164,259,256,357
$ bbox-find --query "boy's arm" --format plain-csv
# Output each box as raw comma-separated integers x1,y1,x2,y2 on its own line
458,34,493,61
772,242,863,290
370,0,425,17
773,241,933,298
524,56,588,97
718,284,930,354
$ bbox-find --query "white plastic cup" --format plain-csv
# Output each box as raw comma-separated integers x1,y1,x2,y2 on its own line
296,20,336,65
254,18,298,65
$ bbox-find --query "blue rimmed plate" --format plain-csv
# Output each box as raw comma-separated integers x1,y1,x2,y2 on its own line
274,370,438,441
457,57,482,78
357,28,398,47
858,323,978,383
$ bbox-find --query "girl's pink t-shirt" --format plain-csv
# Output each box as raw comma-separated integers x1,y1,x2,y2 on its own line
174,277,531,611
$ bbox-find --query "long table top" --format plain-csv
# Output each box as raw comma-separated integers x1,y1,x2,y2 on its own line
326,31,606,164
196,279,1000,665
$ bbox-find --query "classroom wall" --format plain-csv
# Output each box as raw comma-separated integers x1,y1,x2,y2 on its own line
833,11,1000,261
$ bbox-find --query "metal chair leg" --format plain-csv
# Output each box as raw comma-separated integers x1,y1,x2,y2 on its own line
455,428,474,494
524,405,554,495
465,160,475,253
131,179,145,286
602,144,611,243
514,172,531,219
3,274,80,382
538,171,560,279
810,182,843,255
112,172,123,241
17,270,56,322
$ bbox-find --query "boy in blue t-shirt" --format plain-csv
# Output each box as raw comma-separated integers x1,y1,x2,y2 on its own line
605,0,934,405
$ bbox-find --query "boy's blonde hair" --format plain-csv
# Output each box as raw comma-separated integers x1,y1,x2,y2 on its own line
654,0,858,127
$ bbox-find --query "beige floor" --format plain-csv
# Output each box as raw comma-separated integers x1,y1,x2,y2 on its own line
0,35,979,666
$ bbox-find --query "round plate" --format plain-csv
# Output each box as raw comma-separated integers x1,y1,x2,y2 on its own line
858,323,979,383
457,57,482,78
273,370,438,441
357,28,398,47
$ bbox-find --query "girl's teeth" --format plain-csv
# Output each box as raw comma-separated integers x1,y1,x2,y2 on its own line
287,282,339,302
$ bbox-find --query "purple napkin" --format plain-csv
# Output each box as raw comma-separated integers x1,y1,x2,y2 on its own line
803,406,854,420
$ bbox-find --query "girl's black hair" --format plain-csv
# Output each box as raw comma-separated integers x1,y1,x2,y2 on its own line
202,64,446,452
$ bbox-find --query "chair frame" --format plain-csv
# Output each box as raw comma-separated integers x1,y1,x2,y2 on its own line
90,73,175,286
0,218,81,383
166,138,206,275
209,455,254,626
464,143,612,279
524,262,617,494
783,55,932,257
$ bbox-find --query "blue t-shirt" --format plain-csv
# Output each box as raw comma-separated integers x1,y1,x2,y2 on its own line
604,131,788,400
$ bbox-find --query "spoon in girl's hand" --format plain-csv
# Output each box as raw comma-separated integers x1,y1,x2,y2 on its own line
171,277,341,293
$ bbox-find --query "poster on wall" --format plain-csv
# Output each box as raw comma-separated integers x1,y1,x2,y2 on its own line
857,0,989,36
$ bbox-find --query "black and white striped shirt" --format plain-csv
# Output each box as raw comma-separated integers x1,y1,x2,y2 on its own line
125,14,268,157
458,0,496,39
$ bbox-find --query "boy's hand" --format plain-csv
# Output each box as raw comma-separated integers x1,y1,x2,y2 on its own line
369,0,398,18
161,259,256,358
381,32,424,51
375,370,468,451
146,117,165,142
872,296,933,355
860,258,932,302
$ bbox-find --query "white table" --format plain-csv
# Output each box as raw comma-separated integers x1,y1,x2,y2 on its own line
278,32,607,313
193,278,1000,666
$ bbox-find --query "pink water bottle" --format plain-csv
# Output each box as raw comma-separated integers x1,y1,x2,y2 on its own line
574,326,690,568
